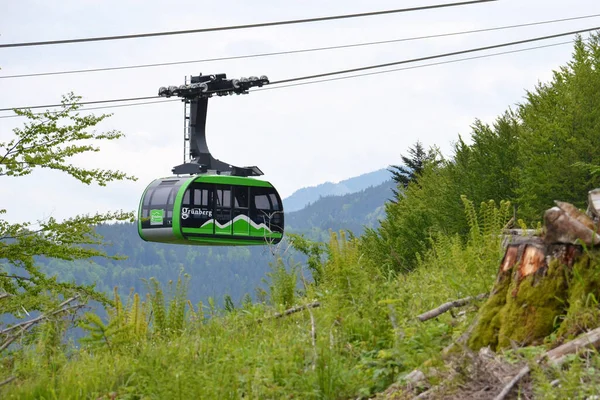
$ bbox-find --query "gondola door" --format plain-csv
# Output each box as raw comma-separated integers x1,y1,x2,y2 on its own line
214,185,232,235
233,186,250,236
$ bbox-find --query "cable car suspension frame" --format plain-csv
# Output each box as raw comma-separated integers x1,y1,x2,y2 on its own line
158,73,269,177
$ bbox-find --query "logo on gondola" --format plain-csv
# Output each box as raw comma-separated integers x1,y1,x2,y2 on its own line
181,207,212,220
150,209,164,225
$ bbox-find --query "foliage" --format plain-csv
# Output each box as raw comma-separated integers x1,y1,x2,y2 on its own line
287,233,326,286
532,350,600,399
1,196,511,398
264,257,299,309
0,94,135,383
79,273,192,353
362,33,600,273
515,33,600,220
388,140,441,200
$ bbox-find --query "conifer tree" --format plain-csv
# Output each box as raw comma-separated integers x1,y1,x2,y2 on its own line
387,141,440,201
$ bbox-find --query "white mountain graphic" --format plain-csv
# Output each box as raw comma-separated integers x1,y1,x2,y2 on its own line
199,214,276,233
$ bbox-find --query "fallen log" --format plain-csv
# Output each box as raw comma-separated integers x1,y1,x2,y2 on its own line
417,293,488,322
255,301,321,324
494,325,600,400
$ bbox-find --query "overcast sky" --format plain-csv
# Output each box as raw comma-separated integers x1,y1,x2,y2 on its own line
1,0,599,223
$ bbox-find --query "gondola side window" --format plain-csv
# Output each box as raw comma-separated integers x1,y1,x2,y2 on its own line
250,187,283,233
181,183,214,229
215,187,231,208
214,185,232,232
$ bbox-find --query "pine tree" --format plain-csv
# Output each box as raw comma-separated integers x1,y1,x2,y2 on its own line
387,141,440,201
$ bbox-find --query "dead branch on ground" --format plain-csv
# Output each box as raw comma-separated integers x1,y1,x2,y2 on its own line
417,293,488,322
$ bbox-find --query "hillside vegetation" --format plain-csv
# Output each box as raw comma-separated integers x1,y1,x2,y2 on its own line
2,33,600,399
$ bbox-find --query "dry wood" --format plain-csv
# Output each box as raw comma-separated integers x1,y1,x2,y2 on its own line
0,296,82,352
546,326,600,363
417,293,488,322
0,376,16,387
493,365,530,400
502,229,540,236
255,301,321,324
493,326,600,400
273,301,320,319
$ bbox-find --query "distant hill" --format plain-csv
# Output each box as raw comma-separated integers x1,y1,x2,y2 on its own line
283,168,392,212
285,179,396,241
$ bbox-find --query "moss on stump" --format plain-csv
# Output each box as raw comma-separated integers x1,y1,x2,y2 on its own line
467,243,600,351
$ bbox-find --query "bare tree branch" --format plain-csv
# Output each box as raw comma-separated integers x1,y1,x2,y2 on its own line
273,301,321,319
0,376,16,387
0,296,82,352
494,326,600,400
417,293,488,322
0,274,33,282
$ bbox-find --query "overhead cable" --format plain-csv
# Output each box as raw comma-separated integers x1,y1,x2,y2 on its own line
2,12,598,80
256,40,575,91
0,96,159,112
0,0,497,48
0,39,577,119
268,25,600,84
1,26,597,114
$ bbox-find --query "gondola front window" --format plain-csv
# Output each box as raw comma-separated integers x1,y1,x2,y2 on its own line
141,179,183,229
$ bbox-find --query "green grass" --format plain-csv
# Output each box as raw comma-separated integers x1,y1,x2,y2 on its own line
4,198,600,398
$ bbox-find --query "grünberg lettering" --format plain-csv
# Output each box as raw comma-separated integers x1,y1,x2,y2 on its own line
181,207,213,220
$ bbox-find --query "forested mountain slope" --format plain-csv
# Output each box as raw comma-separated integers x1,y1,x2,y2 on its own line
285,179,395,241
283,168,391,212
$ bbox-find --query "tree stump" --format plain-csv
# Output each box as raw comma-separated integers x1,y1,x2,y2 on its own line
467,194,600,351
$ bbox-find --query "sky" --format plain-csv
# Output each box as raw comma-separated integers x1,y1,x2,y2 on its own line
0,0,599,223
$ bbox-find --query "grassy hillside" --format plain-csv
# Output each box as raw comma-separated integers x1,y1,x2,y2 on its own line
3,202,508,398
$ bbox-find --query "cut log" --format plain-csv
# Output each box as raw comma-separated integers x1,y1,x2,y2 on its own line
467,198,600,351
587,188,600,219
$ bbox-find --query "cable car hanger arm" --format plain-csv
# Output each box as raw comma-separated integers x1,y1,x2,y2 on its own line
158,73,268,177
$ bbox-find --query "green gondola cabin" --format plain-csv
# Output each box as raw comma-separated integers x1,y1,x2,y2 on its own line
138,175,284,246
139,73,283,246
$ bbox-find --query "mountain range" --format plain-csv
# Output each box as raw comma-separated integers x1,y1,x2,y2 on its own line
282,168,391,212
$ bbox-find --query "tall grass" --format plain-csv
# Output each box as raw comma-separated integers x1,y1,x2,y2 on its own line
2,197,513,399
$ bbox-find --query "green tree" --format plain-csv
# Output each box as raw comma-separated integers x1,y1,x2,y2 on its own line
388,141,440,201
515,33,600,221
445,113,520,214
0,93,136,352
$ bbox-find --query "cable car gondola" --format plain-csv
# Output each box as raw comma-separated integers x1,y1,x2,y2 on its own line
138,73,284,246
